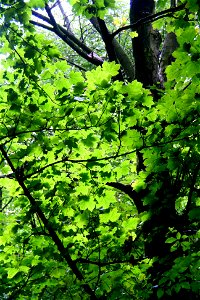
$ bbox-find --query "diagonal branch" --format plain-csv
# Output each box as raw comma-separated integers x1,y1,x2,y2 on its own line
106,182,144,213
96,17,118,63
90,17,135,81
96,17,123,80
0,144,98,299
31,9,103,66
30,19,93,63
57,0,73,34
32,10,91,53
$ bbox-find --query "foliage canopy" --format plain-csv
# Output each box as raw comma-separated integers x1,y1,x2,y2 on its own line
0,0,199,299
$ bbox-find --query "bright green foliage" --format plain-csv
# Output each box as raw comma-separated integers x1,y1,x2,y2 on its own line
0,0,199,299
69,0,115,18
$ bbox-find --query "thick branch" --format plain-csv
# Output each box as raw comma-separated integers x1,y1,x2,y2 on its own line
106,182,144,213
32,10,91,54
45,3,59,29
30,19,93,63
30,20,55,32
96,18,117,63
90,17,135,81
97,18,123,80
31,10,103,66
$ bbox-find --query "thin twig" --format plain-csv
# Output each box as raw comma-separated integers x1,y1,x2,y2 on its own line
111,4,185,38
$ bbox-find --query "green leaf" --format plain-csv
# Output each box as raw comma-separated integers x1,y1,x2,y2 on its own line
6,268,18,279
129,31,138,38
19,266,30,274
55,60,69,72
122,129,142,148
0,236,7,246
79,199,96,211
157,289,164,299
165,237,176,243
29,0,46,9
28,104,39,113
82,133,97,147
180,281,190,289
70,71,84,84
51,268,66,278
189,208,200,220
100,208,120,223
122,217,139,231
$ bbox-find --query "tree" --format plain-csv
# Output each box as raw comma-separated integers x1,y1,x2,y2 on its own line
0,0,199,299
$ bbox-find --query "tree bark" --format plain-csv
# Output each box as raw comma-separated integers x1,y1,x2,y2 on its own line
160,32,178,83
130,0,161,87
159,0,180,83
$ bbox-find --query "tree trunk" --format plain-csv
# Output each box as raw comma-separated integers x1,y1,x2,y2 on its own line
129,2,186,296
160,31,179,84
130,0,161,87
